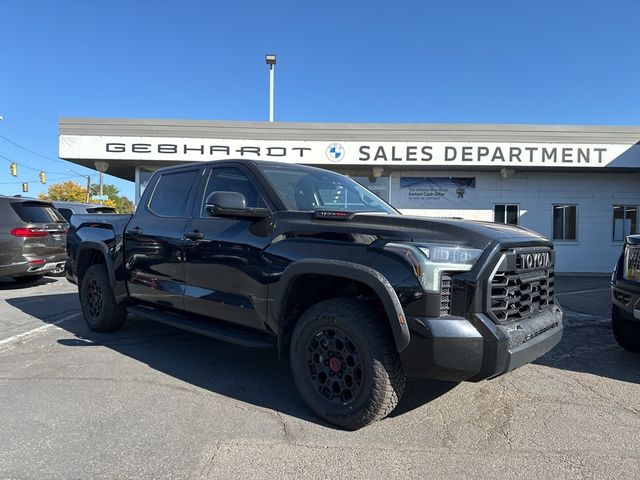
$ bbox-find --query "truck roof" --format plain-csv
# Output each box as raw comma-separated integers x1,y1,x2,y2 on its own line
152,159,326,175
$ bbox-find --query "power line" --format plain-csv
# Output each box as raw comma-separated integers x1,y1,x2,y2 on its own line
0,134,69,164
0,153,70,175
0,173,97,185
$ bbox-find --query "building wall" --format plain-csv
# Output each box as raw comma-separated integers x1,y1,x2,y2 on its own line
389,170,639,273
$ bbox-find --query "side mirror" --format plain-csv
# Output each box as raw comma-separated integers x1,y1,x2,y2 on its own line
205,191,269,218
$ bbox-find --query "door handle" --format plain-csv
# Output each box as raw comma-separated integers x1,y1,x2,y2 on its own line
127,227,144,236
183,230,204,241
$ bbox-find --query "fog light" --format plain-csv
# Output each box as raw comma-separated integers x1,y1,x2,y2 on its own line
614,291,631,304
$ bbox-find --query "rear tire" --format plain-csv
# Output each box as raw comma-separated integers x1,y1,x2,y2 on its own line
80,264,127,332
612,305,640,352
12,274,44,284
290,298,406,430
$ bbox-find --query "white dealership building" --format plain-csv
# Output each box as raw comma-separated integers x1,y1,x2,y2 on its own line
58,118,640,273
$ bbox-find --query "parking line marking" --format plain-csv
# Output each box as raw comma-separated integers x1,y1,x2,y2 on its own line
0,312,81,349
556,287,610,297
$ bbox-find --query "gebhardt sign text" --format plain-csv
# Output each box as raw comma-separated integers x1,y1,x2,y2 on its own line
59,135,639,168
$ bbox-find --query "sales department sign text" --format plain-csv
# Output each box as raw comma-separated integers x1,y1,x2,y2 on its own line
59,135,640,168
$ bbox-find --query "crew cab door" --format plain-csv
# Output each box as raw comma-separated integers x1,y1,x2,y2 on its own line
124,167,201,310
182,165,274,330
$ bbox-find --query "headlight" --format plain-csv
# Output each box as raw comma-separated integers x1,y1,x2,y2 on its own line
623,245,640,281
385,243,483,292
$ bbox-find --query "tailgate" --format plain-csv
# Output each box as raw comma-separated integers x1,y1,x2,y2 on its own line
20,223,67,259
10,201,68,259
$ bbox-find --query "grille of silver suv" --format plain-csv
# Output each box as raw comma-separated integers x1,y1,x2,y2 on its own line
489,249,556,324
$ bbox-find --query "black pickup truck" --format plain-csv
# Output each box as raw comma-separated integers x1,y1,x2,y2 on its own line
66,160,563,429
611,235,640,352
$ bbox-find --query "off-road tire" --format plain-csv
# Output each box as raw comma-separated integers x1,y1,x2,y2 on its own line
12,274,44,284
612,305,640,353
290,298,406,430
80,264,127,332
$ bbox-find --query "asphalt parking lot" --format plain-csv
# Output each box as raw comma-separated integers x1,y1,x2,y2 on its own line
0,275,638,480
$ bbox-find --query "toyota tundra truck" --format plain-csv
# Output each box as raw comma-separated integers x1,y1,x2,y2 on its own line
65,160,563,429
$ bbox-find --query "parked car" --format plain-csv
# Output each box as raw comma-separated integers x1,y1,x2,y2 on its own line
0,196,68,283
52,201,116,222
611,235,640,352
65,160,563,429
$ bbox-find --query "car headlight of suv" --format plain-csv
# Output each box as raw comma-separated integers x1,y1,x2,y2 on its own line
623,245,640,281
384,243,483,292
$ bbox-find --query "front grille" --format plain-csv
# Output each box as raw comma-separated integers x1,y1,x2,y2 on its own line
490,263,556,324
440,273,453,315
626,246,640,281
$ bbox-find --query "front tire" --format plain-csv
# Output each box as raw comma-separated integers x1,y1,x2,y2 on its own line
612,305,640,352
80,264,127,332
290,298,406,430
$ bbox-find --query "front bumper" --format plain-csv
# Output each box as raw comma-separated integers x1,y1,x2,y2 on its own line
400,305,563,382
612,281,640,321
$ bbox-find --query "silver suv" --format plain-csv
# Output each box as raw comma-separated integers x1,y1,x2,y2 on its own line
52,201,116,222
0,196,68,283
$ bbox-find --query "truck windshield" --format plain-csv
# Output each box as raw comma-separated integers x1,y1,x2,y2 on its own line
258,164,397,214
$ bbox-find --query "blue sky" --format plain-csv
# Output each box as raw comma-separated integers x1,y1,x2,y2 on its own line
1,0,639,199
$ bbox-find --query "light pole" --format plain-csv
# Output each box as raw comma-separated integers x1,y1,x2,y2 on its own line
65,169,91,203
94,161,109,205
265,54,276,122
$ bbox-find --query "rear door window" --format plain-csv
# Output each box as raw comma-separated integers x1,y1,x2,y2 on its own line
86,207,116,214
11,202,66,223
148,169,199,217
57,208,74,222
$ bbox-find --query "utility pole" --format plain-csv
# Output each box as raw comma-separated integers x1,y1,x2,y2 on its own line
66,169,92,203
85,175,91,203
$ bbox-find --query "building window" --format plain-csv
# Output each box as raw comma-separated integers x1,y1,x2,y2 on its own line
613,205,638,241
553,204,577,240
494,204,519,225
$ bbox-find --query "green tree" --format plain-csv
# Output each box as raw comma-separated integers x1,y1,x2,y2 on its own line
90,183,135,213
38,181,88,202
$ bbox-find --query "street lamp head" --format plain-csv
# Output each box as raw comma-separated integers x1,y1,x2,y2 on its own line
94,160,109,173
265,54,276,66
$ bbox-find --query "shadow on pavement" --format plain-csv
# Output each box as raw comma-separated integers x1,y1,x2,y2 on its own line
535,274,640,384
534,313,640,384
7,293,454,428
0,276,57,290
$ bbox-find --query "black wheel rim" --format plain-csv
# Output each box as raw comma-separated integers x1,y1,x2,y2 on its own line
86,278,103,319
305,327,364,406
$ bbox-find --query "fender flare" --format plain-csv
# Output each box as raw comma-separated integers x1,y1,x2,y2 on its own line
74,241,116,288
273,258,411,353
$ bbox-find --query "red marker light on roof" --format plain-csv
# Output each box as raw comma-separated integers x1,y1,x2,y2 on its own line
314,211,351,220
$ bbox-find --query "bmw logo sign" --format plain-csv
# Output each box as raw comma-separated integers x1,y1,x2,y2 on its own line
326,143,345,162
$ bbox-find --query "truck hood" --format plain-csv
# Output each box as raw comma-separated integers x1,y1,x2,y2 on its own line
276,212,550,250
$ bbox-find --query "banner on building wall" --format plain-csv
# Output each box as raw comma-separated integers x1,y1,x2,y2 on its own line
399,177,476,208
59,135,640,169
